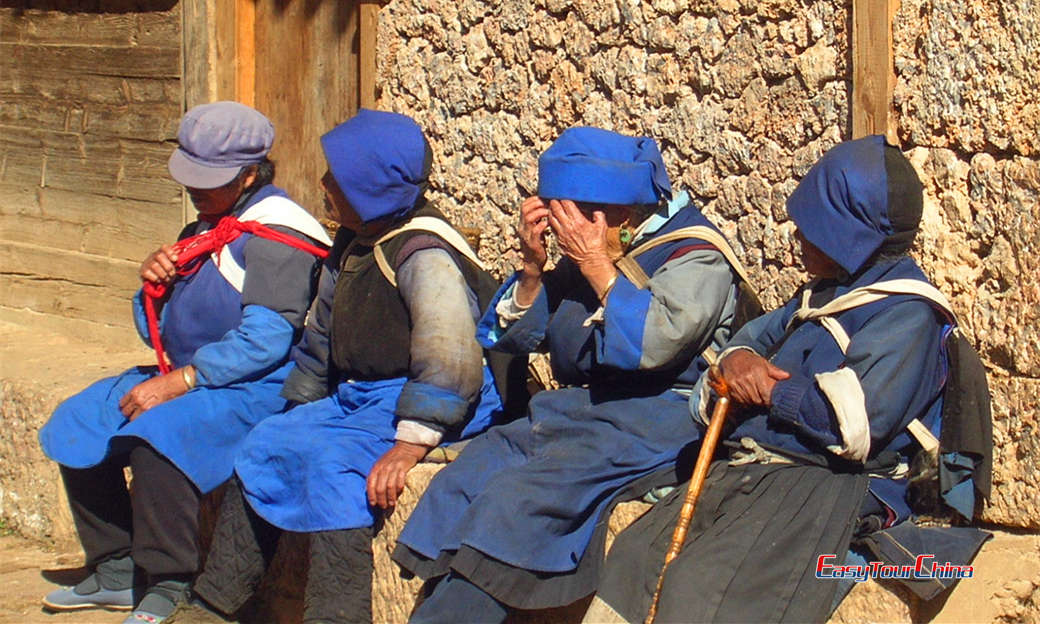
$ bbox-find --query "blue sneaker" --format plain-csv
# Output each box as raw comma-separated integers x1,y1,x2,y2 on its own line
42,573,134,612
121,579,190,624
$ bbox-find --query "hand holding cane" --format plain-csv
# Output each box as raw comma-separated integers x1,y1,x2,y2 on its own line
645,364,731,624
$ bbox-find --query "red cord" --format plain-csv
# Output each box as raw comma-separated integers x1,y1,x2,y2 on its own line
142,216,330,374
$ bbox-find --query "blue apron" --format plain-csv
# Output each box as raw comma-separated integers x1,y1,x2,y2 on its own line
397,385,699,573
39,363,292,494
236,368,502,532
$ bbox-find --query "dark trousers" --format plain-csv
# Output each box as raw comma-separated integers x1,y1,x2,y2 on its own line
409,573,508,624
62,443,201,580
193,477,374,624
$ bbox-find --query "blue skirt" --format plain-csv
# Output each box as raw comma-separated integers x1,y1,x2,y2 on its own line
236,369,502,532
39,363,291,494
397,386,701,574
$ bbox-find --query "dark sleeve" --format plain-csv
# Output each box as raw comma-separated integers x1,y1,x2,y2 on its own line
241,225,324,329
280,227,352,404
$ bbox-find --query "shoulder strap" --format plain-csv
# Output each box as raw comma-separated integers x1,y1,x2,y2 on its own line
236,195,334,247
615,225,754,372
791,279,954,326
371,216,484,288
618,225,752,287
791,278,955,453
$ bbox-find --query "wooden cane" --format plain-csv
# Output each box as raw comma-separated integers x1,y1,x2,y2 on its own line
644,365,731,624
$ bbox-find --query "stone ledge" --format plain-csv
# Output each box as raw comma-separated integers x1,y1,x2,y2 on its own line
2,309,1035,623
0,306,150,546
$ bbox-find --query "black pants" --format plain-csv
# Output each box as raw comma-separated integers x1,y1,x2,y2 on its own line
193,478,374,624
62,443,201,579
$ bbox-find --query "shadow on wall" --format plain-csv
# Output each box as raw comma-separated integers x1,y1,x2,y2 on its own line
0,0,177,13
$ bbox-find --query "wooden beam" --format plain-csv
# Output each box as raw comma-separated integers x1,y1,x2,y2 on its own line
852,0,899,144
359,2,380,109
235,0,256,107
181,0,238,225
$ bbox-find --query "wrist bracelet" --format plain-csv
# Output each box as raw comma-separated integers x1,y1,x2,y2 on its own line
599,274,618,303
181,366,196,390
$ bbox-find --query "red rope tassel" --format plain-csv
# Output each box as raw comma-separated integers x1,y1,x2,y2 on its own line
141,216,330,374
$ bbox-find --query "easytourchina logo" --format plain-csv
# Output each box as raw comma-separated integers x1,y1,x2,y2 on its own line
815,554,974,583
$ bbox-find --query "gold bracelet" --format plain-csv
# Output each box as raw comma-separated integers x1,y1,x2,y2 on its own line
181,366,196,390
599,274,618,303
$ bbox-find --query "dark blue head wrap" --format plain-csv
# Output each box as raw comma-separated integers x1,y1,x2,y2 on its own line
787,135,921,275
537,127,672,205
320,109,432,223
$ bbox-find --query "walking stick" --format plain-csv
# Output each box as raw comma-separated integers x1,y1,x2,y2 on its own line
644,365,731,624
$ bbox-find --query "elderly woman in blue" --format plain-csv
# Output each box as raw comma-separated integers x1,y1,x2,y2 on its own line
591,136,981,624
37,102,331,624
392,127,745,622
172,110,507,624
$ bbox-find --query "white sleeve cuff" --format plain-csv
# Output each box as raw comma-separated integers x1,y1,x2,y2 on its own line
494,283,532,328
395,420,444,447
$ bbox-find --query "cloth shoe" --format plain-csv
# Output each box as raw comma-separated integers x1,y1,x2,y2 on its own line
42,556,136,612
122,579,190,624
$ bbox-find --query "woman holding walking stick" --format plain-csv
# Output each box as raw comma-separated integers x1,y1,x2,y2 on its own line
591,136,983,624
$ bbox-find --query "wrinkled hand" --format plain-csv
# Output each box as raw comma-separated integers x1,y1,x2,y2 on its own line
366,441,430,512
548,200,618,300
140,244,180,285
719,349,791,407
547,200,611,270
518,196,550,277
118,370,191,420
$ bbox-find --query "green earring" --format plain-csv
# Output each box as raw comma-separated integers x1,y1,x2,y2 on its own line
619,226,633,246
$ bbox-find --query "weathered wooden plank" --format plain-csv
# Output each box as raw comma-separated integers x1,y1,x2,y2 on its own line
852,0,898,142
0,43,180,79
360,2,379,109
0,185,182,259
0,128,178,203
0,9,179,48
0,211,177,263
0,274,135,328
0,98,180,141
253,0,359,214
1,75,180,107
214,0,239,102
236,0,256,107
0,184,42,217
182,0,237,108
0,239,140,291
0,129,45,189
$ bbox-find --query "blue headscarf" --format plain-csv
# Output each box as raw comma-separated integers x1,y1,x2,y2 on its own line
537,127,672,205
787,135,912,275
320,109,431,223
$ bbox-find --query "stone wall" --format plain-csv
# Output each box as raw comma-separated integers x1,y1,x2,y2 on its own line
374,0,1040,529
0,1,184,330
894,0,1040,528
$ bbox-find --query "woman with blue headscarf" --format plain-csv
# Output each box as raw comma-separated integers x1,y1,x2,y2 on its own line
589,136,987,624
170,110,507,624
393,127,746,622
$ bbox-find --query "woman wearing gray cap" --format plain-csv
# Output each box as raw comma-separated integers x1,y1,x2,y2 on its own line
38,101,332,624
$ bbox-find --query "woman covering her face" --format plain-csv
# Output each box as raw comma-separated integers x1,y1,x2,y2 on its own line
394,127,746,623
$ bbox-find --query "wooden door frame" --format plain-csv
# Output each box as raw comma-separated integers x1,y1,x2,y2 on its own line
852,0,899,143
181,0,379,110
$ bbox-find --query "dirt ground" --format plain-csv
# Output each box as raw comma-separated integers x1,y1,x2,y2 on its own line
0,536,118,624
